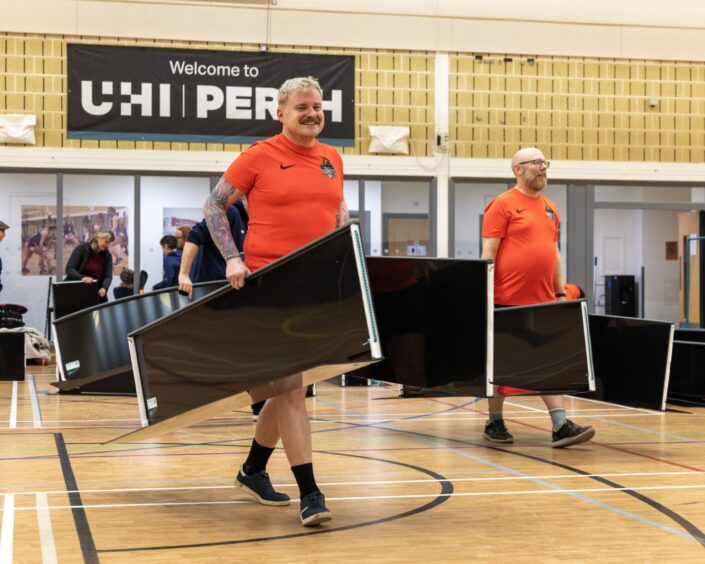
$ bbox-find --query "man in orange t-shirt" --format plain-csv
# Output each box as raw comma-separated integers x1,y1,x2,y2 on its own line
481,147,595,448
200,76,348,527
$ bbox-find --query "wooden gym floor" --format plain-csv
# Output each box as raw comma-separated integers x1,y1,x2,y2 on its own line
2,366,705,563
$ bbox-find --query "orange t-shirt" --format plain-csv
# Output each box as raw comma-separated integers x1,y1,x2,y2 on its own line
224,134,344,271
482,188,560,306
564,283,584,300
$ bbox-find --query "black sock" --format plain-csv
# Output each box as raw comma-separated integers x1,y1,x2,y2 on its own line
243,439,274,475
291,463,320,499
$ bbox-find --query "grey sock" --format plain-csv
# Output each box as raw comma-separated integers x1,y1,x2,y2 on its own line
489,410,504,422
549,408,567,431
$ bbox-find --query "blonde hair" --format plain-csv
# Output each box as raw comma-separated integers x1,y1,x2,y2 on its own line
175,225,191,238
277,76,322,107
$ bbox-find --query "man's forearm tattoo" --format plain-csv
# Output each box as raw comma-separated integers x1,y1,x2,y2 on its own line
204,176,241,261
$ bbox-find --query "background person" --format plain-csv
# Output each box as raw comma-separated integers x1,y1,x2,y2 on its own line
113,267,134,300
175,225,191,250
64,230,114,302
152,235,182,290
177,201,248,298
481,147,595,448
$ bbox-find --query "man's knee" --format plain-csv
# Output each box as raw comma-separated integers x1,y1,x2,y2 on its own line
276,386,307,408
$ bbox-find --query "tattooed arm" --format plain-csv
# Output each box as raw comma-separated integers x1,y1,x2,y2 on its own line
336,198,350,228
203,176,250,289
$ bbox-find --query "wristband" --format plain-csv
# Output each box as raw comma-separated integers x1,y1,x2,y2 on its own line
555,292,566,297
225,254,240,262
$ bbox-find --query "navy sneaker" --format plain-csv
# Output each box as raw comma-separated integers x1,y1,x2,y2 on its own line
483,419,514,443
551,419,595,448
235,465,290,506
300,491,332,526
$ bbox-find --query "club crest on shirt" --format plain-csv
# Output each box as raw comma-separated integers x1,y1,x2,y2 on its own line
320,158,336,179
545,205,555,221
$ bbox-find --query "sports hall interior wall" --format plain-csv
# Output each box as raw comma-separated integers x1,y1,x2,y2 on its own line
0,33,436,157
2,32,705,163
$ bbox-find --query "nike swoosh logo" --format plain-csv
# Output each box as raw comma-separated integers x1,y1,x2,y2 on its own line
516,208,526,213
280,164,295,169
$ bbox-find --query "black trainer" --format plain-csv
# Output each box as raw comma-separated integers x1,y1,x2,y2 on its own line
551,419,595,448
235,465,291,506
300,491,332,526
483,419,514,443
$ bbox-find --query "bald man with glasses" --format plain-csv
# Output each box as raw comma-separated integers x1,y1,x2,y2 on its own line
480,147,595,448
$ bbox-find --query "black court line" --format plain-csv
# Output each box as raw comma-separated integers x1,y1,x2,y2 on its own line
97,450,453,553
485,442,705,547
364,423,705,549
55,433,100,564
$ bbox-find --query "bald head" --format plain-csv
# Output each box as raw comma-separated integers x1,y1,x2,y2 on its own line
511,147,548,195
511,147,545,170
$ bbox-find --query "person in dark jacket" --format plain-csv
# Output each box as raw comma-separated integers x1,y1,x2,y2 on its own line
64,231,114,302
177,201,248,299
153,235,182,290
113,267,134,300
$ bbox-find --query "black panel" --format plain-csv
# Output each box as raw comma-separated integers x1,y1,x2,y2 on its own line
668,341,705,405
132,225,376,425
587,314,672,410
604,275,637,317
493,301,591,395
0,333,25,381
53,281,100,319
700,211,705,327
53,281,225,393
674,328,705,343
348,257,489,396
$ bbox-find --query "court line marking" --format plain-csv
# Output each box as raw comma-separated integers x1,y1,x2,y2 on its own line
318,396,705,546
504,401,546,413
571,395,663,415
0,410,666,435
1,494,14,562
410,432,705,545
27,376,43,428
9,382,18,429
54,433,98,563
310,413,661,423
4,419,141,424
2,470,704,497
0,411,661,429
505,397,664,417
587,416,701,443
226,407,644,418
7,483,705,513
36,493,58,564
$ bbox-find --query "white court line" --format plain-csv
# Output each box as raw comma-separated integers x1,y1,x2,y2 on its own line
311,413,662,423
3,470,703,497
3,419,140,424
27,376,42,428
570,395,662,416
1,494,14,563
8,382,17,429
0,411,664,430
7,483,705,511
35,493,57,564
303,407,642,418
504,401,547,413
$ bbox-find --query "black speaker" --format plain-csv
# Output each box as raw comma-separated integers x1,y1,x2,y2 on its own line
0,333,25,381
604,275,636,317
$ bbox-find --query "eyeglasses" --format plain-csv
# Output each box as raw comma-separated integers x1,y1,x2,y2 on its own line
518,159,550,168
